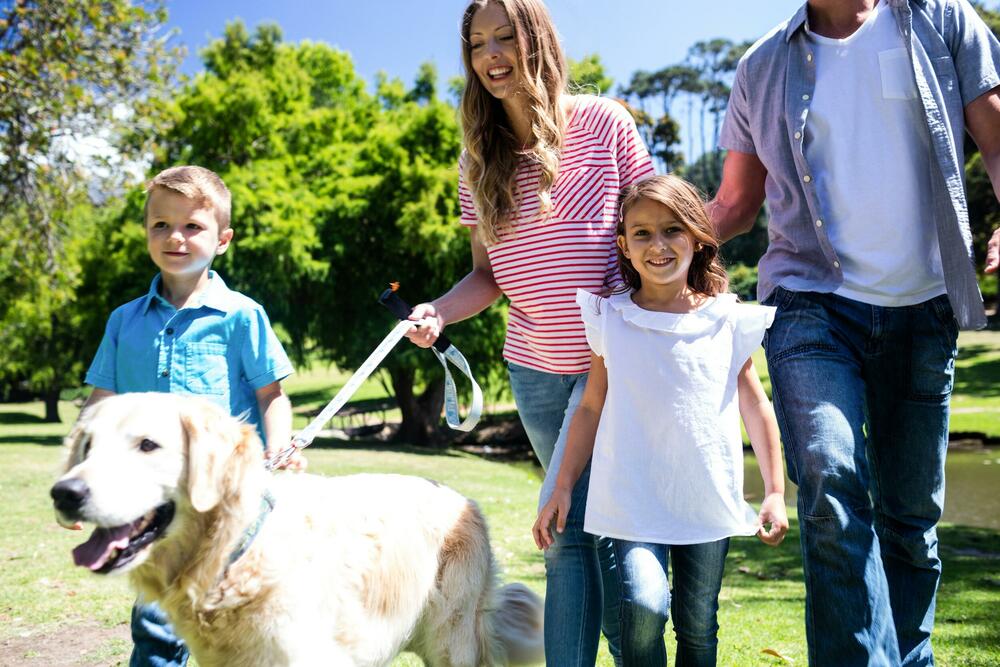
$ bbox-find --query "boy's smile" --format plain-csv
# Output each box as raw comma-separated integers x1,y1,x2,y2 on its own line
145,188,232,288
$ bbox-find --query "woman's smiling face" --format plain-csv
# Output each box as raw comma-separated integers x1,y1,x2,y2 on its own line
468,2,520,100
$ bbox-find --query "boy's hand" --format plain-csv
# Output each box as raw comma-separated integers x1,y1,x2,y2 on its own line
532,488,571,550
265,448,308,472
757,492,788,546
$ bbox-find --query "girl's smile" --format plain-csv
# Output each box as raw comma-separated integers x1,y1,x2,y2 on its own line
469,2,520,99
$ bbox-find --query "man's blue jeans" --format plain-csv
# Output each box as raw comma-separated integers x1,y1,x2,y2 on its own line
763,289,957,666
611,538,729,667
508,362,621,666
130,600,188,667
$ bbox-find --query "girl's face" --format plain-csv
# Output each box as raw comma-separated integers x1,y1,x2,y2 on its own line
618,197,696,293
468,2,520,100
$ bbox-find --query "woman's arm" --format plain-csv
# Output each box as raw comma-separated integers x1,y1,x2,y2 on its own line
737,358,788,546
532,352,608,549
405,227,503,348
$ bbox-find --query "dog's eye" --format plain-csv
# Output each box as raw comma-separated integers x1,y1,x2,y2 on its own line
138,438,161,453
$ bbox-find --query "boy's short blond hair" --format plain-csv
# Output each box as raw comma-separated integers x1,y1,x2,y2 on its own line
144,165,232,230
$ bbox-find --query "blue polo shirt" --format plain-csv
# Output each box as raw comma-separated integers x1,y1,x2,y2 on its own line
86,271,293,444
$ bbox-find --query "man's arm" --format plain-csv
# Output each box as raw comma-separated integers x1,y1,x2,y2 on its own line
966,87,1000,273
707,150,768,242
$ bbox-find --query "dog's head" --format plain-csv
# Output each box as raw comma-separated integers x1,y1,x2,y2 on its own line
51,392,262,575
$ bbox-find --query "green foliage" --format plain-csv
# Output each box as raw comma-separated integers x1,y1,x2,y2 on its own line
0,0,179,417
568,54,613,95
145,23,505,443
726,263,759,301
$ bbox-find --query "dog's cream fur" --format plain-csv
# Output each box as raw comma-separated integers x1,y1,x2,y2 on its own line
55,393,543,666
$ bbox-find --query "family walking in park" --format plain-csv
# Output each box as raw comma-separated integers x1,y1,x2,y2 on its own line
65,0,1000,665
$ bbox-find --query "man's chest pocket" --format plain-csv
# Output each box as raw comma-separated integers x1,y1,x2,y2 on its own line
185,342,230,396
878,48,918,100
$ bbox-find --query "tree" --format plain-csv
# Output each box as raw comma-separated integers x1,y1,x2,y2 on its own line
568,54,613,94
0,0,180,420
151,23,506,445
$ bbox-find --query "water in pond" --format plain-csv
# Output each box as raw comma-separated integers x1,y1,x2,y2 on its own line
743,448,1000,530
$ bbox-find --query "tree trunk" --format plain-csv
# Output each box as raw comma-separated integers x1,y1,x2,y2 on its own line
389,367,447,447
43,389,61,423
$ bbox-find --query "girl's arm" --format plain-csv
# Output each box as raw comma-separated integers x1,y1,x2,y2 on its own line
405,227,503,348
532,352,608,549
737,358,789,546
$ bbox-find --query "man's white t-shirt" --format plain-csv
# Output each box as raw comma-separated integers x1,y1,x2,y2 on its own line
577,289,774,545
805,0,946,306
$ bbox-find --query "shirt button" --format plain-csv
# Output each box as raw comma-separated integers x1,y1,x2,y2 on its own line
803,174,812,183
833,261,841,269
794,131,802,140
165,327,174,335
802,93,810,101
806,53,814,62
161,370,170,377
815,219,823,227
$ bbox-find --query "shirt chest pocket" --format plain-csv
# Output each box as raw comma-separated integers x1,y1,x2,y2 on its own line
185,342,230,396
553,165,606,220
878,48,917,100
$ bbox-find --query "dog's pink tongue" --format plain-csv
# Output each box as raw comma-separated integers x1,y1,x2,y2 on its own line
72,525,132,571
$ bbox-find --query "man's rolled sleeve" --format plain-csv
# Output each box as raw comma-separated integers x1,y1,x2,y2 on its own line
949,0,1000,106
240,306,293,390
719,59,758,155
85,309,121,391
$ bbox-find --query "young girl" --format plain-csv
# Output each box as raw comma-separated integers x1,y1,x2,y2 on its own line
533,174,789,666
405,1,654,663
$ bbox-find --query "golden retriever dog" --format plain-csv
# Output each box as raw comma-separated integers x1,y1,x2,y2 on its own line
50,393,543,666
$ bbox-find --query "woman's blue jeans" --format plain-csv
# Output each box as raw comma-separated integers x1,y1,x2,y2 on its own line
508,362,621,666
763,289,958,667
611,539,729,667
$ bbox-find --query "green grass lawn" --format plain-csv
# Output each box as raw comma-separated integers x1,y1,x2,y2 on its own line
1,330,998,665
2,401,1000,665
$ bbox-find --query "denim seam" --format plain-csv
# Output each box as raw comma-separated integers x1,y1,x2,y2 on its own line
768,342,839,364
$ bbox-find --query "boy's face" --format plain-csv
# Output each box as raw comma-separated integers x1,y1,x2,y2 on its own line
145,188,233,281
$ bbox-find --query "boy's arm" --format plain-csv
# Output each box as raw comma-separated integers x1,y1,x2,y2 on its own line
533,352,608,549
737,358,788,546
256,381,303,470
81,387,116,413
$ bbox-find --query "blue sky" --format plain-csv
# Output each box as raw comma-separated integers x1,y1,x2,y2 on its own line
165,1,801,94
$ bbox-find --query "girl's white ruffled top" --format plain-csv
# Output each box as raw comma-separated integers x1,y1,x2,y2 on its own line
576,288,776,545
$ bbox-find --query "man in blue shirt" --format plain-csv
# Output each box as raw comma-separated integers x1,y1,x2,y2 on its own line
710,0,1000,664
81,165,302,666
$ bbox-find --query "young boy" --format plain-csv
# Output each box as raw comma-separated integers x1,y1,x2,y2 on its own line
80,165,303,666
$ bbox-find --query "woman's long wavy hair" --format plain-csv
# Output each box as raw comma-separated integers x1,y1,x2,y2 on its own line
616,175,730,296
460,0,568,245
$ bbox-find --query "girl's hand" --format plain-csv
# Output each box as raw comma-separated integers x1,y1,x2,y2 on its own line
757,492,788,546
404,303,445,348
532,488,572,550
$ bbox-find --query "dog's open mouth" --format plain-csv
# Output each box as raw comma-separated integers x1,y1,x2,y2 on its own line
72,502,175,573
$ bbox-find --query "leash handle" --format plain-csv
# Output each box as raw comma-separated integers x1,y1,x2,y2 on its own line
378,288,451,353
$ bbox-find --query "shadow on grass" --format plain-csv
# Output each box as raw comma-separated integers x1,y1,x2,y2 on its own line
0,411,47,425
955,344,1000,398
0,435,63,447
303,437,467,458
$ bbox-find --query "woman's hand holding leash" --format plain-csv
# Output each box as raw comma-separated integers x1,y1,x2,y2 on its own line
532,488,571,550
756,492,788,546
404,302,445,348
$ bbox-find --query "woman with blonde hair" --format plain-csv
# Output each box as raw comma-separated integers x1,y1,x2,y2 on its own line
405,0,654,662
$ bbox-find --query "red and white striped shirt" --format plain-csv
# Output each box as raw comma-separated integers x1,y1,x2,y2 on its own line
459,95,655,374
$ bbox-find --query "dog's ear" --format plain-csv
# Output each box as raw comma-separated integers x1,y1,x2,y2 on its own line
181,401,240,513
63,409,93,473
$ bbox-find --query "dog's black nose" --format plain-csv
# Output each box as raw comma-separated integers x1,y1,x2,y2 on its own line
51,478,90,516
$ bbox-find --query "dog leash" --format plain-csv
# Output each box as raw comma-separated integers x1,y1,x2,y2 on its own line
265,286,482,471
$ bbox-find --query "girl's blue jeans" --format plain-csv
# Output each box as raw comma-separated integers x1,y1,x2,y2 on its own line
611,538,729,667
763,288,957,666
508,362,621,666
130,600,188,666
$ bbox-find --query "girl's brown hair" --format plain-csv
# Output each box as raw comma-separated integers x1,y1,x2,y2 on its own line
616,175,729,296
460,0,568,245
